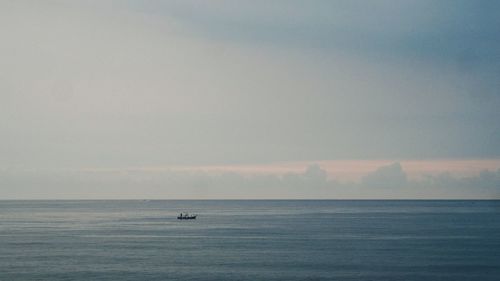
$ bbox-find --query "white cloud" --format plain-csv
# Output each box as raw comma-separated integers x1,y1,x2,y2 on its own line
361,162,407,188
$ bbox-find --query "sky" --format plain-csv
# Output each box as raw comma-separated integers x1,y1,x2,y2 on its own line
1,0,499,199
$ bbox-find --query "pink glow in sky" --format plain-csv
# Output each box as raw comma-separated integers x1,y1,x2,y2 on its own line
165,159,500,182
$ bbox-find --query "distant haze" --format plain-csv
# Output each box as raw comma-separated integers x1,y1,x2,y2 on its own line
1,1,499,199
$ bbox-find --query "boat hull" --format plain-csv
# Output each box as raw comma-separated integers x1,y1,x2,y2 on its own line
177,216,196,220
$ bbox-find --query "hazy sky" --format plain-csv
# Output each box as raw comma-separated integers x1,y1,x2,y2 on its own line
1,0,499,199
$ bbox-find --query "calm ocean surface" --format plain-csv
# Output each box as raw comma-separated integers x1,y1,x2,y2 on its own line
1,200,499,281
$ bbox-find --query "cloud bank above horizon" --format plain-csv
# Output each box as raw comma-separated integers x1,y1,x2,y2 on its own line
2,161,499,199
1,1,499,198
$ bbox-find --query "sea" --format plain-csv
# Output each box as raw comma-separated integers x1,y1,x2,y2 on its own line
1,200,499,281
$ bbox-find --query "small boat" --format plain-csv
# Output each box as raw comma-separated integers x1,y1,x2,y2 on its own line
177,213,197,220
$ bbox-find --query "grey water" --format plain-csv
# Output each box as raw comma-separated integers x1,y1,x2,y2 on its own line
1,200,499,281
